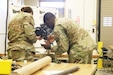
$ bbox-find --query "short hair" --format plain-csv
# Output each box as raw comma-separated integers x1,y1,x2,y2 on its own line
43,12,55,23
21,6,33,15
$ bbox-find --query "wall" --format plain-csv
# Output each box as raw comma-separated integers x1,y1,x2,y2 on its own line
65,0,97,42
65,0,84,27
24,0,39,6
65,0,97,28
99,0,113,48
0,0,8,54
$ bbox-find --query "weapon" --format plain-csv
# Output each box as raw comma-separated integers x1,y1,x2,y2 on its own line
35,24,57,62
35,23,52,40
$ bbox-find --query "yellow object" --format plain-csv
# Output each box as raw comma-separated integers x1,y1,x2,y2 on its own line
98,42,103,56
98,42,103,49
92,20,96,25
97,58,103,69
0,59,12,74
97,42,103,69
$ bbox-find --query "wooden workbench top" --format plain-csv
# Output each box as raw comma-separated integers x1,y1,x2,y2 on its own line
17,62,96,75
31,63,97,75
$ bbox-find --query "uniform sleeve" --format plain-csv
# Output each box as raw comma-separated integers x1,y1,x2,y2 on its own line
52,25,69,55
23,15,37,43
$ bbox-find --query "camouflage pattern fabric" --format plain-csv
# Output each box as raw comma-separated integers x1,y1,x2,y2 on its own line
52,18,96,64
7,12,37,61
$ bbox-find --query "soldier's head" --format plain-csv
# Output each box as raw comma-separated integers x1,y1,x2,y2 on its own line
21,6,33,15
43,12,56,30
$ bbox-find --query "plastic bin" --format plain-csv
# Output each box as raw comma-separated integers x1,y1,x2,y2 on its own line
0,59,12,74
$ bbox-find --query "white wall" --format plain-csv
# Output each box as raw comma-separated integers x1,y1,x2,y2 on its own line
65,0,84,27
0,0,8,54
65,0,97,28
65,0,97,42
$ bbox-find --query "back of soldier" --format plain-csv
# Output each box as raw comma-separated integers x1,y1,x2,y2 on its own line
55,18,96,63
8,12,26,42
7,12,36,62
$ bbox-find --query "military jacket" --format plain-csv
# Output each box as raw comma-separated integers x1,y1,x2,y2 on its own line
7,12,37,52
52,18,96,63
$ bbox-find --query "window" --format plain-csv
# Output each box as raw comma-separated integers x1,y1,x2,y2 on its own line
39,0,65,17
40,2,64,8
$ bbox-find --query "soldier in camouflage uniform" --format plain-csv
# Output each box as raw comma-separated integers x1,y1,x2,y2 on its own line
7,6,38,62
42,12,97,64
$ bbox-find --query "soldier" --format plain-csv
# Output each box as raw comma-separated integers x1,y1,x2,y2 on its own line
42,12,97,64
7,6,40,62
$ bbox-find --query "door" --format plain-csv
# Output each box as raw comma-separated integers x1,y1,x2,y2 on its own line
98,0,113,48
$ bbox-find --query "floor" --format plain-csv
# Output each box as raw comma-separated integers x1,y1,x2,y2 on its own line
95,70,113,75
94,62,113,75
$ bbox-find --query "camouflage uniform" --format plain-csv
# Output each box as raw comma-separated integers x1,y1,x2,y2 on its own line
52,18,96,64
7,12,37,61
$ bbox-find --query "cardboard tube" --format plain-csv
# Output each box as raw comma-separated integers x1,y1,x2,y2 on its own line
12,56,52,75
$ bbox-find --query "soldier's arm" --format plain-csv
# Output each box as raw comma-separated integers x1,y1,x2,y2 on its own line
23,15,37,43
52,25,69,55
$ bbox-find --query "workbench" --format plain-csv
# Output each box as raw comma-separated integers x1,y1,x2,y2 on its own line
17,62,97,75
34,52,68,62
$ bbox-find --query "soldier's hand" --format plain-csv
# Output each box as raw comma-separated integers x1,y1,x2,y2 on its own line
47,34,55,43
41,41,51,49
